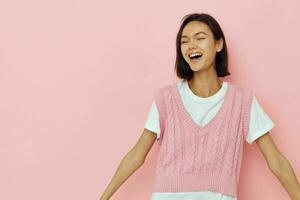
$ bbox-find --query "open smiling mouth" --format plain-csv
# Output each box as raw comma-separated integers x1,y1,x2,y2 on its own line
189,52,203,62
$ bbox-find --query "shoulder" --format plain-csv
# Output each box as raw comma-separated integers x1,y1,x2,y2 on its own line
154,82,175,96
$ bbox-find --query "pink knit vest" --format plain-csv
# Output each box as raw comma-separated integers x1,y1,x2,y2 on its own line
152,81,253,197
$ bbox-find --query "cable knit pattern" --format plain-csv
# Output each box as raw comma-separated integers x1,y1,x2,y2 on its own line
152,81,253,197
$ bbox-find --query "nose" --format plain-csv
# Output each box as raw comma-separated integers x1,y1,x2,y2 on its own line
188,45,196,50
188,41,197,50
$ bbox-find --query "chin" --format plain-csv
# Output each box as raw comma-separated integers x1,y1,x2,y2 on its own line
189,63,203,71
189,64,209,72
189,66,203,72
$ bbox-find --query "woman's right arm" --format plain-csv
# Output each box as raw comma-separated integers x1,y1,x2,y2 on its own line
99,128,157,200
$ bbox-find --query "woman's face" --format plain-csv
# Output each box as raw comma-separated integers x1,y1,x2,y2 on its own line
180,21,223,72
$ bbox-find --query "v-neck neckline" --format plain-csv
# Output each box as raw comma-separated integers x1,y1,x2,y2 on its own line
172,81,233,133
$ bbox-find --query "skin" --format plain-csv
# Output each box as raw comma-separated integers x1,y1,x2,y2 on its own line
99,21,300,200
180,21,224,98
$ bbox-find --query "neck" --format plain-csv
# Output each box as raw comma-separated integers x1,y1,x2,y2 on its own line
187,76,223,98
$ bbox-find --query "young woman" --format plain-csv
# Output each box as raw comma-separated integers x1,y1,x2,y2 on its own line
99,13,300,200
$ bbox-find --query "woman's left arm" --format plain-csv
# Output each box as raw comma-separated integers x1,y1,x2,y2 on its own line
256,132,300,200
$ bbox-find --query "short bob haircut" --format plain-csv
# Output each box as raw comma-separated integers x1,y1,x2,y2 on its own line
175,13,231,80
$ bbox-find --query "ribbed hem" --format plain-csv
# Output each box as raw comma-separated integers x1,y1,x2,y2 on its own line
153,171,237,197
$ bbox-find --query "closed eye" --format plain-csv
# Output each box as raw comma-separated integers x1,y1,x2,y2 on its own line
181,38,204,44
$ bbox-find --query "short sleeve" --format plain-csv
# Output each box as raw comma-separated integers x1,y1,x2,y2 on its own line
144,100,161,140
245,95,275,145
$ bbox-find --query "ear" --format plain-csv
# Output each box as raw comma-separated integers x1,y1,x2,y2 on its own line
216,37,224,52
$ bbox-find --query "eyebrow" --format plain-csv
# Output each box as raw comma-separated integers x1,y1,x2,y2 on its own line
181,31,207,38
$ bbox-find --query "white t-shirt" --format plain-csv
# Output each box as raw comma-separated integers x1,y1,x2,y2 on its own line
144,80,275,200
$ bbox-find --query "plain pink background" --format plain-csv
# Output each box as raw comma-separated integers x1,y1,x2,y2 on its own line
0,0,299,199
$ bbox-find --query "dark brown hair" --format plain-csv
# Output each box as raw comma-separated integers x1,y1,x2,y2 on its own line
175,13,230,80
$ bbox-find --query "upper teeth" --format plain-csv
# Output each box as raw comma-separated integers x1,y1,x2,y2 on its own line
189,53,202,58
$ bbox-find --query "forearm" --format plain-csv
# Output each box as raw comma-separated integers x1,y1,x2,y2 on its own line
271,158,300,200
99,152,144,200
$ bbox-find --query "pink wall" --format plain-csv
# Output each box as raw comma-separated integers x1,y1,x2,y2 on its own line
0,0,299,199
